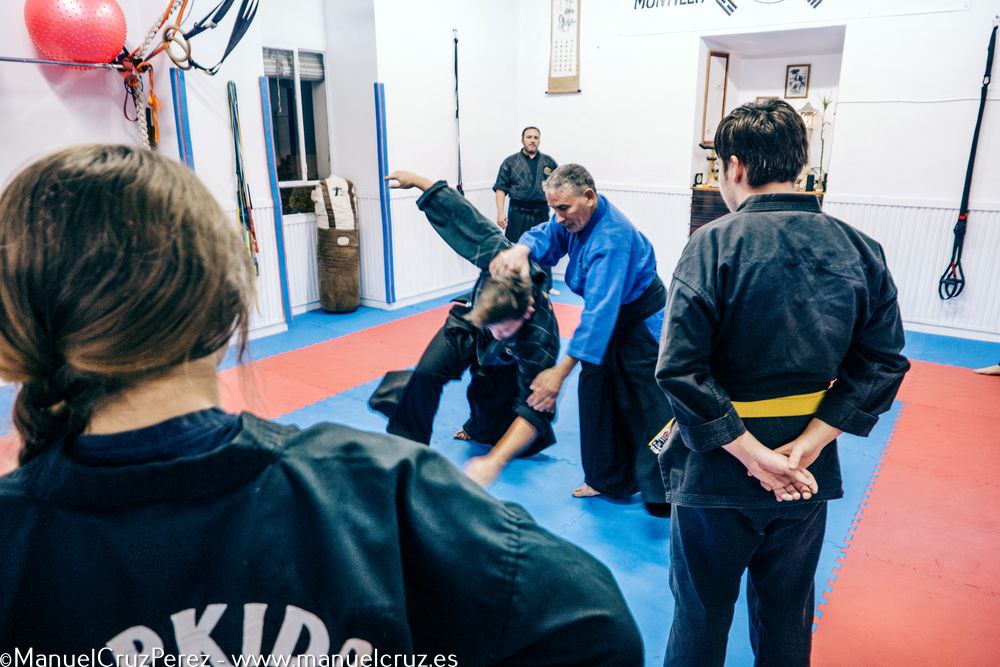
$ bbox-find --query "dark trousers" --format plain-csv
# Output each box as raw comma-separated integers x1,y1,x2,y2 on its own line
665,502,827,667
578,318,669,503
384,309,551,453
506,205,552,290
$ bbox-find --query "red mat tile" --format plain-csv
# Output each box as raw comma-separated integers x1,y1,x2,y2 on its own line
814,363,1000,664
876,404,1000,489
219,303,584,418
219,307,449,416
896,360,1000,417
553,302,581,337
218,366,333,419
0,434,19,476
814,551,999,666
0,303,584,473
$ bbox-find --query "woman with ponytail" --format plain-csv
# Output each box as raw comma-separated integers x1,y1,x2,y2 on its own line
0,145,641,664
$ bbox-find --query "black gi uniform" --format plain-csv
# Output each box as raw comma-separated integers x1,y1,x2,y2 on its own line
493,150,558,244
656,194,910,666
0,409,643,664
371,181,559,454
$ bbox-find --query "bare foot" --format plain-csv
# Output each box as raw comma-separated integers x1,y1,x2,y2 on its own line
974,364,1000,376
465,456,502,487
572,483,601,498
454,428,472,441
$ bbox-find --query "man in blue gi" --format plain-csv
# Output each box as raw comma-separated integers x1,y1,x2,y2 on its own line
490,164,671,516
655,99,910,666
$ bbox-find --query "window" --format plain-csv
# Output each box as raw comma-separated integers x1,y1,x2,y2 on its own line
263,48,332,214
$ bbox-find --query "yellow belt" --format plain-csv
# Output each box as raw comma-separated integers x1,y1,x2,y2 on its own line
649,390,826,454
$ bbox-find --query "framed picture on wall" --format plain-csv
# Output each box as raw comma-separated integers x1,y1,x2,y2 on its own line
701,51,730,145
785,64,811,99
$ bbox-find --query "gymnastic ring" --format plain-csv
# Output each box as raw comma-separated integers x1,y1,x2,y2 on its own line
163,25,192,70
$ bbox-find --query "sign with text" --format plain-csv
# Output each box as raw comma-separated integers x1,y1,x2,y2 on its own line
622,0,971,35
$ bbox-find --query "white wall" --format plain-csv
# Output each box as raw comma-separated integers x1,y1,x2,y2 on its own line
147,5,286,337
0,1,292,338
371,0,523,304
0,0,147,177
821,4,1000,339
325,0,386,303
833,8,999,202
3,0,998,340
509,0,1000,340
730,52,843,172
260,0,328,51
268,1,504,312
515,1,704,189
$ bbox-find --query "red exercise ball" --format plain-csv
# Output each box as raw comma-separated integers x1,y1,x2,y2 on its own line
24,0,127,65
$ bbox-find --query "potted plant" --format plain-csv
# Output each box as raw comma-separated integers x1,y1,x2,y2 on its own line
816,96,834,192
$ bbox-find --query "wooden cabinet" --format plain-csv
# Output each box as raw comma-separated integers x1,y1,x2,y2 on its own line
690,187,730,236
689,187,823,236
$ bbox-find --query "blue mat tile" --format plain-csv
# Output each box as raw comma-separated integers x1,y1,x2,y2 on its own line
902,330,1000,369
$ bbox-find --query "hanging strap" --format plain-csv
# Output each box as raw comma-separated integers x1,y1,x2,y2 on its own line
938,21,997,300
185,0,239,39
227,81,261,277
453,29,464,195
168,0,259,75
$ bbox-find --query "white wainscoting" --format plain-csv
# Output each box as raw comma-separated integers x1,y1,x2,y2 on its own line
356,193,388,303
277,181,999,342
381,183,700,304
600,184,695,283
549,186,694,286
280,184,694,315
244,205,289,339
385,184,487,304
823,195,1000,340
282,213,320,315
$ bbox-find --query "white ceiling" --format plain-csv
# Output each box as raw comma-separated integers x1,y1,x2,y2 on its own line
703,25,846,58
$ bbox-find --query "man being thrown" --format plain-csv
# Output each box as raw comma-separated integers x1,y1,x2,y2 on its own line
490,164,671,516
655,99,910,666
370,170,560,487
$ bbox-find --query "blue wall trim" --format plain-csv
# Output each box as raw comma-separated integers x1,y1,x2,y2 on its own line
169,68,195,169
374,82,396,304
258,77,293,324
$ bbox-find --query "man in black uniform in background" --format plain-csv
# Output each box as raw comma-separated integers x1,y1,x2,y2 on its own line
494,126,558,287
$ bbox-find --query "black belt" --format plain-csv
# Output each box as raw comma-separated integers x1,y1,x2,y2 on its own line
614,276,666,334
510,199,548,212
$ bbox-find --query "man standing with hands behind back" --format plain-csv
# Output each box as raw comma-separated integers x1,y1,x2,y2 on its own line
655,98,909,666
495,127,558,287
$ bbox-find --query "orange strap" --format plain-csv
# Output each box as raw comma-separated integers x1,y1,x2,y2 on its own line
131,0,192,61
135,63,161,145
146,68,161,146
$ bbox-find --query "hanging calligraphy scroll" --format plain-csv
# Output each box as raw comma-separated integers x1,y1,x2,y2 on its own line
548,0,581,94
